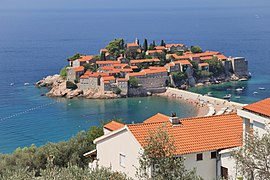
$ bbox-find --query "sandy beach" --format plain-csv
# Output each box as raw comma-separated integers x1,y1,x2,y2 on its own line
157,87,246,117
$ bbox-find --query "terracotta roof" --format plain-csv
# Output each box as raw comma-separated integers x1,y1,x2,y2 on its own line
200,56,213,61
147,50,163,54
174,60,191,65
128,113,243,155
103,81,110,84
130,59,160,64
114,64,129,68
104,121,125,131
80,75,89,79
148,66,166,70
216,54,227,60
143,68,167,74
85,71,109,77
127,43,139,47
108,69,121,74
96,61,121,65
131,66,138,69
117,78,129,82
78,55,93,62
166,62,176,67
128,72,146,77
119,68,133,72
100,66,114,70
143,113,170,123
155,46,166,50
199,63,209,67
243,98,270,117
165,44,185,48
72,66,84,72
100,48,108,52
102,76,115,81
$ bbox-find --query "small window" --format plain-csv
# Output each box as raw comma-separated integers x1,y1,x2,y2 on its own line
119,153,126,167
211,151,217,159
196,153,203,161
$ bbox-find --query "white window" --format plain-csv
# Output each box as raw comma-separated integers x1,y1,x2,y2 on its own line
119,153,126,167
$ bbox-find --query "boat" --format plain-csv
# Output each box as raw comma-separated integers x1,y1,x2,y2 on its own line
236,88,244,92
259,87,266,90
253,92,258,94
235,96,241,99
239,78,248,81
207,92,213,96
10,83,14,86
24,83,30,86
223,94,231,99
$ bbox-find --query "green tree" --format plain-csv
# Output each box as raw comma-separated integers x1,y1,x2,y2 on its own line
60,66,68,79
67,53,80,61
160,40,166,46
136,125,202,180
129,76,139,88
143,39,148,52
100,52,106,60
232,131,270,180
171,72,186,84
83,63,97,72
106,38,125,57
191,46,203,53
206,56,224,76
197,71,212,78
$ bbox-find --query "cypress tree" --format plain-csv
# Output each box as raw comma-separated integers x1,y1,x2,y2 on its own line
143,39,148,52
161,40,165,46
153,40,156,47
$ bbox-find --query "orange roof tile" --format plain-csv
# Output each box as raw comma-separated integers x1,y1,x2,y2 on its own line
100,66,114,70
72,66,84,72
128,72,146,77
130,59,160,64
165,44,185,48
104,121,125,131
85,71,109,77
243,98,270,117
131,66,138,69
119,68,133,72
128,113,243,155
166,62,175,67
174,60,191,65
200,56,213,61
96,60,121,65
127,43,139,47
78,55,93,62
103,81,110,84
155,46,166,50
143,68,167,74
147,50,163,54
100,48,108,52
199,63,209,67
102,76,115,81
108,69,121,74
216,54,227,60
80,75,89,79
148,66,166,70
143,113,170,123
118,78,129,82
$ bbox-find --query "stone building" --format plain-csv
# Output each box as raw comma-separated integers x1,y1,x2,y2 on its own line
67,66,84,81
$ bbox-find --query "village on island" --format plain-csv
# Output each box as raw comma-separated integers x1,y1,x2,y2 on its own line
36,38,250,99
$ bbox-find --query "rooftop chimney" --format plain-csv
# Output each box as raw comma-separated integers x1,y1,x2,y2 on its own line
169,113,181,125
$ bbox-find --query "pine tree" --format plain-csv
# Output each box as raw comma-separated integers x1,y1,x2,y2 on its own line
161,40,165,46
143,39,148,52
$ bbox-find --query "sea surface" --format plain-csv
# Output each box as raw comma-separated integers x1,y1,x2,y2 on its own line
0,2,270,153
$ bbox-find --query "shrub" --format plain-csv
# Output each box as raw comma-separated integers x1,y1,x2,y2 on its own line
66,81,77,90
60,66,68,79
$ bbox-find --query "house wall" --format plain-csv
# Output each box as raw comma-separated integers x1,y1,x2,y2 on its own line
73,60,81,68
231,57,249,77
96,129,141,179
79,78,90,91
219,150,241,180
117,81,128,95
137,76,168,89
183,151,217,180
67,69,76,81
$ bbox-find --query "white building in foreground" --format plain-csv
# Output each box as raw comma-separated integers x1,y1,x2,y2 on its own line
85,98,270,180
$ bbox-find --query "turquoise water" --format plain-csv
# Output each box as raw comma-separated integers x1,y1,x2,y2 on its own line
0,85,197,153
1,1,270,153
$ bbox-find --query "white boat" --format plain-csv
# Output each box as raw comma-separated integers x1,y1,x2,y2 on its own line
239,78,248,81
259,87,266,90
10,83,14,86
235,96,241,99
253,92,258,94
236,88,244,92
207,92,213,96
223,94,231,99
24,83,30,86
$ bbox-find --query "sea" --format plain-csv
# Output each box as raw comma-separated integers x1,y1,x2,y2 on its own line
0,1,270,153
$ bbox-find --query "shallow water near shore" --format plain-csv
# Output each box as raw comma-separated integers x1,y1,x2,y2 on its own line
0,85,197,153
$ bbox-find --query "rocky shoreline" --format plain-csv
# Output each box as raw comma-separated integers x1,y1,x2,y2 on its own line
35,75,120,99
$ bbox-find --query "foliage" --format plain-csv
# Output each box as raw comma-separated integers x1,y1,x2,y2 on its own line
143,39,148,52
232,131,270,179
160,40,166,46
66,81,78,89
129,76,139,88
171,72,186,83
1,165,131,180
83,63,97,72
67,53,81,61
175,51,183,56
148,42,155,50
191,46,202,53
100,52,106,60
197,71,212,78
113,87,122,95
136,125,202,180
92,55,101,61
60,66,68,79
106,38,125,57
206,57,225,76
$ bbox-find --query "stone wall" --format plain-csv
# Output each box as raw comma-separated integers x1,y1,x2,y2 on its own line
231,57,249,77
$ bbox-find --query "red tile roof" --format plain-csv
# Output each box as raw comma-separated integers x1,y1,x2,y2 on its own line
104,121,125,131
85,71,109,77
128,113,243,155
200,56,213,61
78,55,93,62
72,66,84,72
199,63,209,67
131,66,138,69
100,66,114,70
143,113,170,123
100,48,108,52
143,68,167,74
155,46,166,50
174,60,191,65
96,60,121,65
147,50,163,54
80,75,89,79
243,98,270,117
165,44,185,48
216,54,227,60
117,78,129,82
127,43,139,47
128,72,146,77
102,76,115,81
130,59,160,64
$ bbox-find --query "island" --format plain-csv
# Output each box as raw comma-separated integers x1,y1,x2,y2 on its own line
36,38,250,99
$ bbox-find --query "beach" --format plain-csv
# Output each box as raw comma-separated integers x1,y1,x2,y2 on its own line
157,87,246,117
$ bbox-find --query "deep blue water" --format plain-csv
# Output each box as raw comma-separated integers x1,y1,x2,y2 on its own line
0,3,270,153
